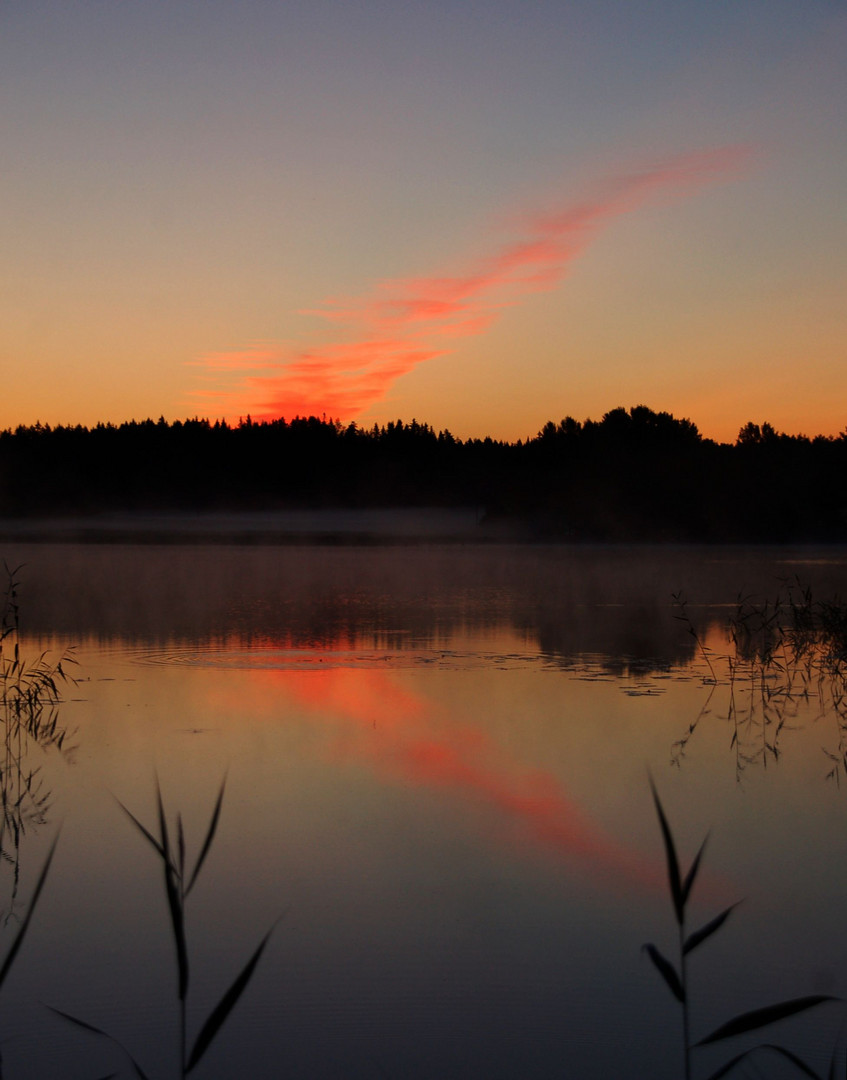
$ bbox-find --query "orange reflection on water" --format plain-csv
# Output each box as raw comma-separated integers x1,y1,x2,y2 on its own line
207,663,666,894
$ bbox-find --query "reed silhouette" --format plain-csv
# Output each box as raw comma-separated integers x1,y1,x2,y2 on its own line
0,564,72,924
671,582,847,782
52,777,274,1079
0,567,69,1077
645,778,838,1078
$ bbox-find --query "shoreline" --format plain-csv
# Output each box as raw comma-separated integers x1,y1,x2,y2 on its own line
0,508,532,545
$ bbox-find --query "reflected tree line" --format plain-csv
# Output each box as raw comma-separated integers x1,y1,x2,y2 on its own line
2,406,847,540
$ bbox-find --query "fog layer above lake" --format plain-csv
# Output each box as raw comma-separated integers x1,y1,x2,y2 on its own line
11,541,847,663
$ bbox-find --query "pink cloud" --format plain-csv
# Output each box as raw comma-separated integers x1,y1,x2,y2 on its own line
188,144,756,422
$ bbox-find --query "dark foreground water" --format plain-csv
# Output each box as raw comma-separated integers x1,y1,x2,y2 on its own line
2,541,847,1079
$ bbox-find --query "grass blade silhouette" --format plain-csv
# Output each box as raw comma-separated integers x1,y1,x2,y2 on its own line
646,780,838,1078
106,777,274,1079
684,904,740,956
184,777,226,898
646,778,700,1078
681,835,709,906
185,924,275,1074
649,775,684,924
155,782,188,1003
177,813,186,882
0,832,59,988
643,943,684,1002
704,1043,825,1080
46,1006,152,1080
113,798,166,861
697,996,838,1046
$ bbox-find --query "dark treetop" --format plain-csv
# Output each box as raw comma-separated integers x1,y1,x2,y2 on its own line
1,407,845,541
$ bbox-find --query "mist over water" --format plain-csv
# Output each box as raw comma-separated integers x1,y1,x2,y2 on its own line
2,540,847,1078
15,539,847,648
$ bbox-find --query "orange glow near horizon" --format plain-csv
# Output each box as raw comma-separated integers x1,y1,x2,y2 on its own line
189,145,756,427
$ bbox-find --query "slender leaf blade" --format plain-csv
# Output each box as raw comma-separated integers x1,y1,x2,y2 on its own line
166,855,187,997
154,782,189,1001
703,1049,755,1080
185,777,226,897
155,780,171,868
163,857,188,1002
46,1006,152,1080
684,903,741,956
113,799,166,860
0,832,59,988
46,1004,114,1036
697,996,838,1045
649,777,684,923
185,925,274,1074
177,813,185,881
643,943,685,1003
681,834,709,906
704,1044,824,1080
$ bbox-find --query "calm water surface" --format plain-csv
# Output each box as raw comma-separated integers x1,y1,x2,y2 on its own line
3,542,847,1079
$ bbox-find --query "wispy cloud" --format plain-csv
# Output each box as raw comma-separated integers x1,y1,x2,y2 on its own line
188,145,755,422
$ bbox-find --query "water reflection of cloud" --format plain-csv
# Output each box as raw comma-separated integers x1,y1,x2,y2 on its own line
206,666,666,895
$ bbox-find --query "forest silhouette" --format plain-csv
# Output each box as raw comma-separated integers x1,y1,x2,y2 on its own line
1,405,844,541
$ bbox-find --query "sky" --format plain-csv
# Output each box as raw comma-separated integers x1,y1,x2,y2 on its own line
1,0,845,443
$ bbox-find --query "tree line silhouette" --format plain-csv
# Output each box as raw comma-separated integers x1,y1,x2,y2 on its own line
1,406,845,541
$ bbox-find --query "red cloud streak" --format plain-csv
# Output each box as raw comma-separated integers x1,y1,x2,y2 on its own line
189,145,755,422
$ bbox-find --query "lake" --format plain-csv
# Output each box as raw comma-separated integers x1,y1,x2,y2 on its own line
2,539,847,1079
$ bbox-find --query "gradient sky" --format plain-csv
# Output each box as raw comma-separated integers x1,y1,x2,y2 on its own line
1,0,844,442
